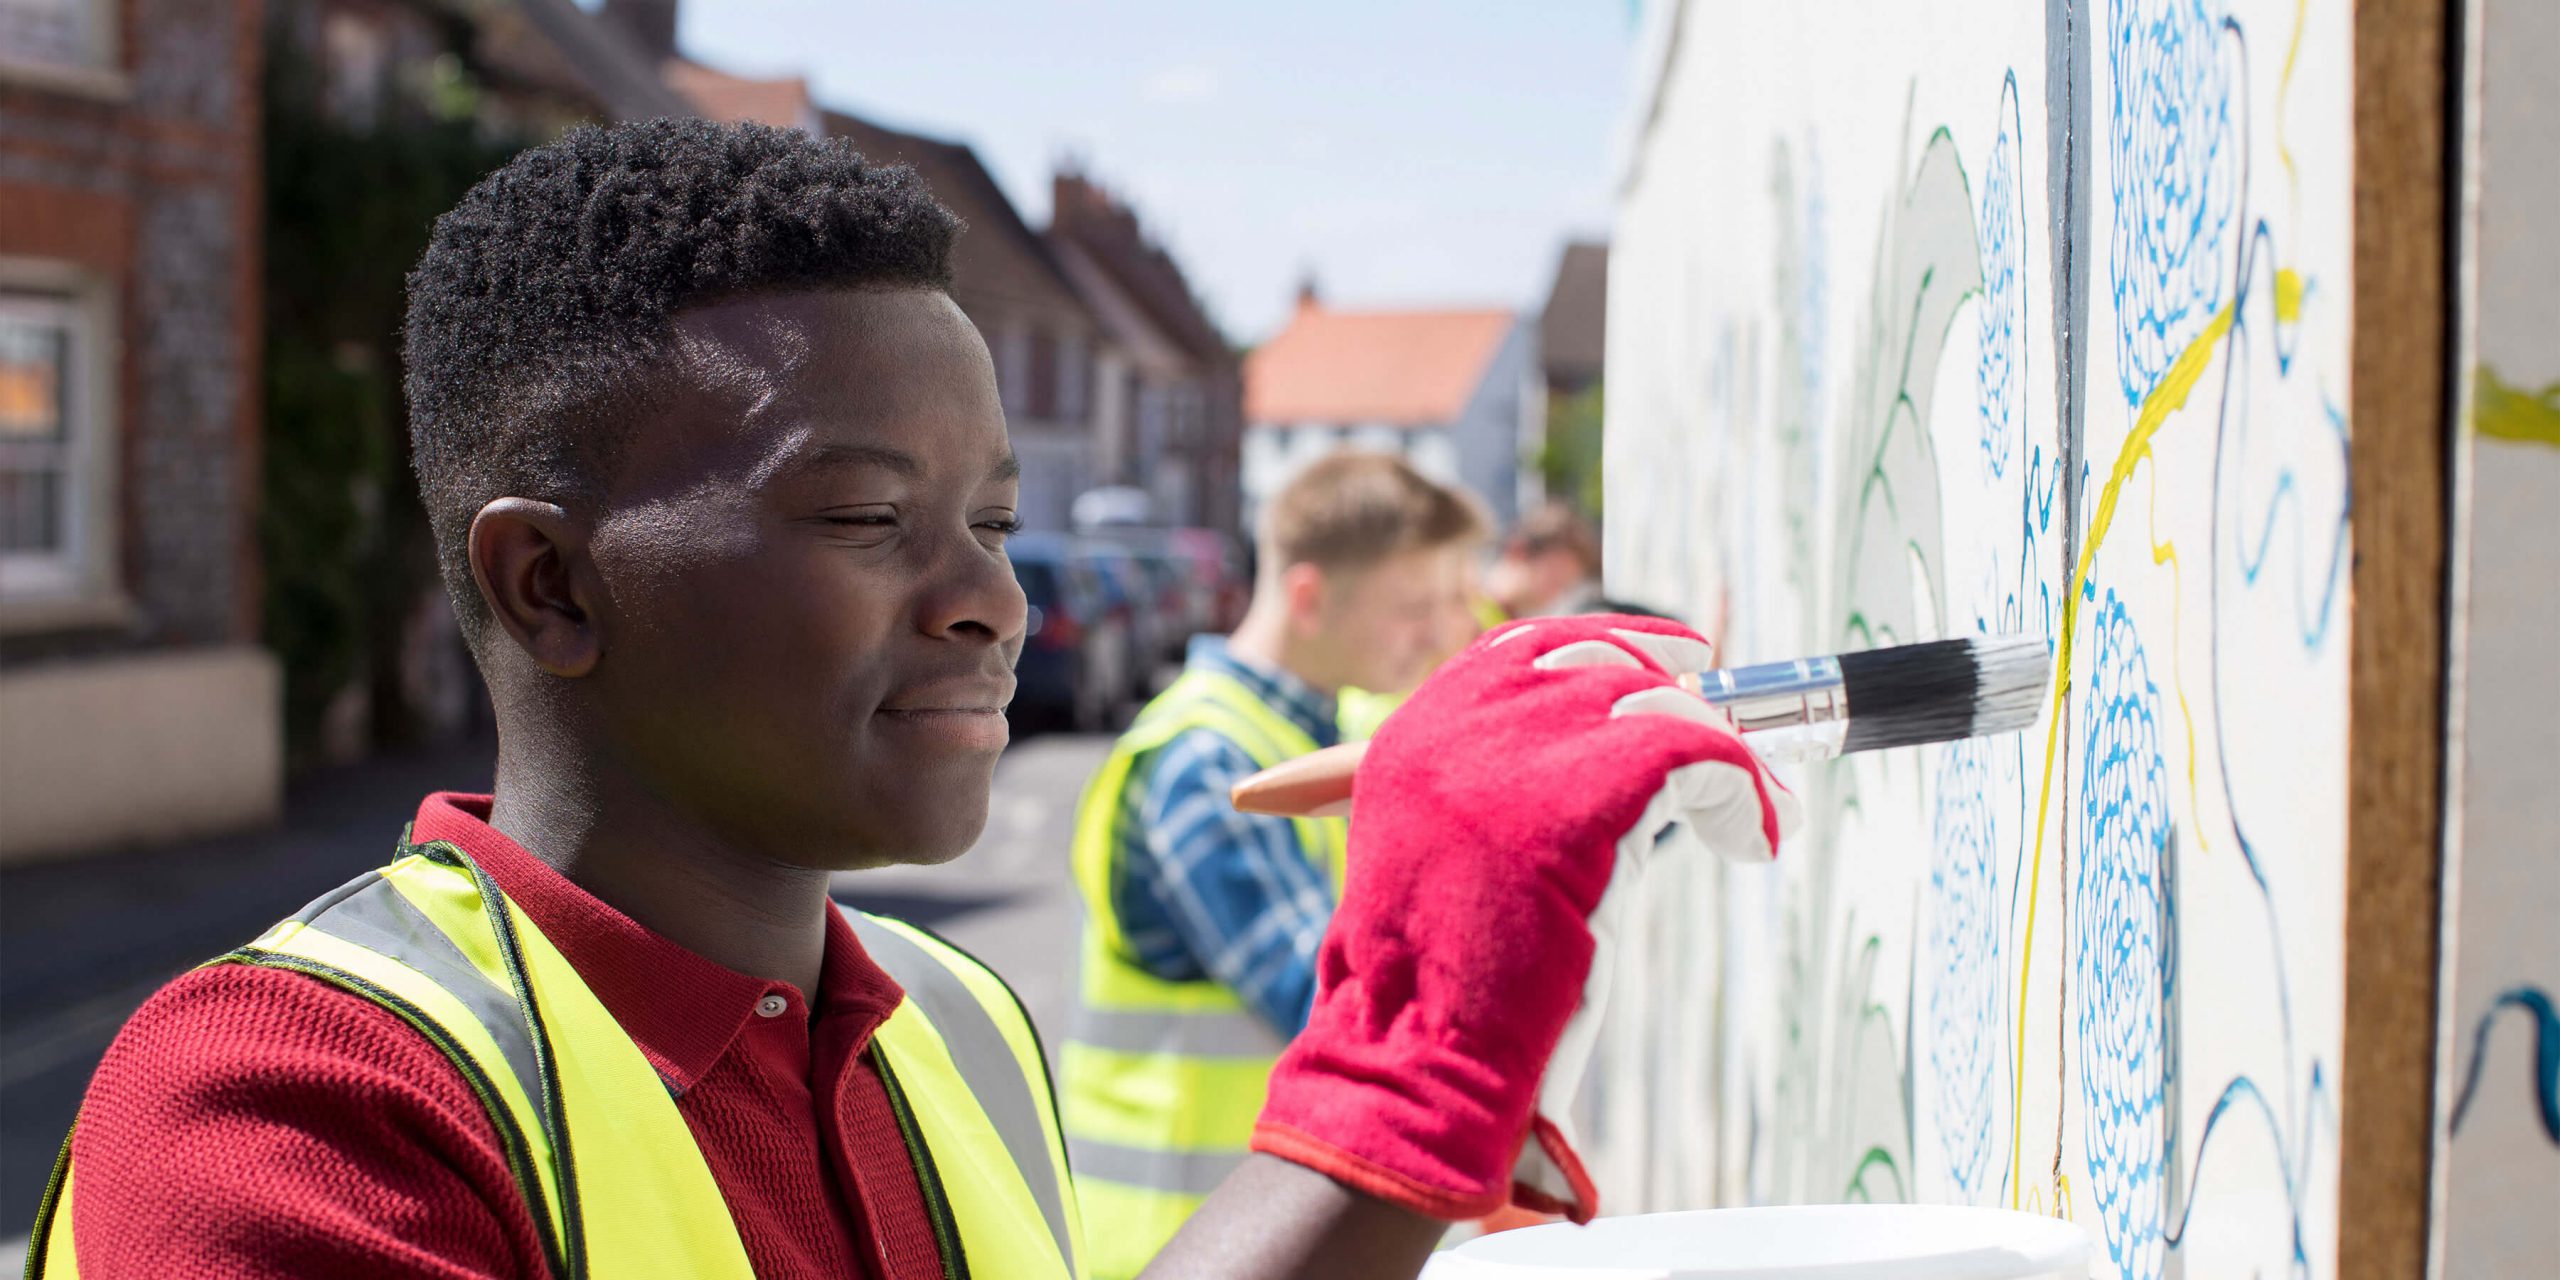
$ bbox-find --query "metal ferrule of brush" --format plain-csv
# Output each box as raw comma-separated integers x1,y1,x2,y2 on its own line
1691,656,1850,763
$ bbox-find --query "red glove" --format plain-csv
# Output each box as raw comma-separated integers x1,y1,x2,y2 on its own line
1251,615,1797,1223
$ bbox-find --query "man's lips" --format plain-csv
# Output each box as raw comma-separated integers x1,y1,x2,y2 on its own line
878,678,1016,715
874,677,1014,753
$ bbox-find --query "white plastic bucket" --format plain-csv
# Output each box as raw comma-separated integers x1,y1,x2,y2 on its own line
1422,1205,2090,1280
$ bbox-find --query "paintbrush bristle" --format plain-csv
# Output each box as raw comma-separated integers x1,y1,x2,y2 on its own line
1835,635,2051,753
1965,635,2051,736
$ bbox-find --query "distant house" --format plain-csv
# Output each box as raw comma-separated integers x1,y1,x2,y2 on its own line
1539,241,1607,401
647,44,1108,534
1047,173,1244,536
1243,290,1539,531
0,3,275,861
296,0,692,136
825,113,1103,534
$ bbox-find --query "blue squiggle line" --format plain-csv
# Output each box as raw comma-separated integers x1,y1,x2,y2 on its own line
2221,222,2347,651
2450,986,2560,1144
2162,1072,2317,1277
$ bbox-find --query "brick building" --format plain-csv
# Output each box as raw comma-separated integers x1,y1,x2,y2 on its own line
0,1,276,861
825,109,1103,535
1048,172,1244,537
0,0,676,862
637,14,1113,535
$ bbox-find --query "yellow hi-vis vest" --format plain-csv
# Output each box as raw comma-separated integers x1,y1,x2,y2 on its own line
28,836,1083,1280
1063,668,1349,1279
1334,687,1407,742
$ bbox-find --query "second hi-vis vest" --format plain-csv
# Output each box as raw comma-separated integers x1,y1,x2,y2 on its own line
1334,687,1407,742
1063,668,1349,1280
29,836,1083,1280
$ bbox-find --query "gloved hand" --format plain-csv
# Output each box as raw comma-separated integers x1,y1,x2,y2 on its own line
1251,615,1799,1223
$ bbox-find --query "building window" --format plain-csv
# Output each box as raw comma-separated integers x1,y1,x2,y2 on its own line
0,0,115,75
994,327,1031,418
1167,382,1197,448
1407,429,1459,484
1350,423,1403,456
321,11,391,129
0,279,114,605
1057,334,1089,425
1027,329,1058,421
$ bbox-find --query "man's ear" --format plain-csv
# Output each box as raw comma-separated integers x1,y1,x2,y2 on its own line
469,498,604,678
1281,561,1328,635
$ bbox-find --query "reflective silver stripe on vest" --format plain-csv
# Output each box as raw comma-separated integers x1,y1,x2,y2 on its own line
1066,1005,1286,1059
843,909,1075,1276
289,871,549,1129
1064,1136,1247,1197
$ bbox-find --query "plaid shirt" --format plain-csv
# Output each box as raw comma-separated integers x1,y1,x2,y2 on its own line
1111,636,1341,1037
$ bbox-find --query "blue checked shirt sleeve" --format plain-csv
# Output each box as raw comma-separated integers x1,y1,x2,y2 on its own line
1119,727,1336,1037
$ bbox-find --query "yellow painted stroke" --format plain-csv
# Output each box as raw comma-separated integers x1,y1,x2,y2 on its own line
2148,462,2208,856
2476,365,2560,447
2278,0,2306,198
2010,302,2235,1209
2274,268,2305,325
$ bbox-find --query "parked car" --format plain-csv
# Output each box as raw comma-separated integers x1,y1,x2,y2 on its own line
1164,527,1246,633
1073,539,1162,703
1079,525,1243,660
1006,533,1130,732
1130,549,1197,663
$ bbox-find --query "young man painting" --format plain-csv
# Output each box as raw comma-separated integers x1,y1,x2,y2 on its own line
32,121,1790,1280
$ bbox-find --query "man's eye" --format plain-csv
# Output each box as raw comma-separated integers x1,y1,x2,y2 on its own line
824,515,896,528
978,517,1024,538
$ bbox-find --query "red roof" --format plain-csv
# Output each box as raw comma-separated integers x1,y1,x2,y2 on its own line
1245,304,1516,428
663,60,816,132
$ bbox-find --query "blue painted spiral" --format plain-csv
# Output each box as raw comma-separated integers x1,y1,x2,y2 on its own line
2107,0,2237,404
2075,590,2174,1278
1930,733,2007,1202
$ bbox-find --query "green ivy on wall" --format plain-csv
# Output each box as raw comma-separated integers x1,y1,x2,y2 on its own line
259,29,522,761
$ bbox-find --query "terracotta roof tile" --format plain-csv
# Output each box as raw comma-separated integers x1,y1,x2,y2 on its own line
662,60,816,131
1245,305,1516,427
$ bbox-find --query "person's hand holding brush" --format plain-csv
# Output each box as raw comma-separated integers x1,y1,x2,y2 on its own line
1242,614,1800,1225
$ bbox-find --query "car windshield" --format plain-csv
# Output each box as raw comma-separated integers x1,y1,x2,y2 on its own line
1013,560,1060,606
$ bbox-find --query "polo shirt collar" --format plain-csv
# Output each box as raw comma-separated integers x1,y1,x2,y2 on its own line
408,792,906,1094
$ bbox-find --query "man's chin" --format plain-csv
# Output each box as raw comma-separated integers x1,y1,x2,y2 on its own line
829,795,993,869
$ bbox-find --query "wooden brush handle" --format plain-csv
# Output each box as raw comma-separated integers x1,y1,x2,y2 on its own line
1232,676,1708,817
1229,741,1368,817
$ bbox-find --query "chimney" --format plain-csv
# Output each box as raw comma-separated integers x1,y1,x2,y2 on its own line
1295,271,1321,313
1052,172,1090,231
603,0,680,64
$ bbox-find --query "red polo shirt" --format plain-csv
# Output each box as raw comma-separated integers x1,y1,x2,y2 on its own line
67,793,948,1279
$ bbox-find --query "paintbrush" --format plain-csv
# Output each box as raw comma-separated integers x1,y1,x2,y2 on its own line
1230,635,2051,818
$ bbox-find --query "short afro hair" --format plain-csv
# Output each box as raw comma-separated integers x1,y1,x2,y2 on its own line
402,117,961,636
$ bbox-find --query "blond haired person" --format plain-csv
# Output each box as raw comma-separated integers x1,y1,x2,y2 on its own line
1063,453,1487,1275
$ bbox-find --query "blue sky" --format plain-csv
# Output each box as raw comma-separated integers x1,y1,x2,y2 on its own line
676,2,1638,344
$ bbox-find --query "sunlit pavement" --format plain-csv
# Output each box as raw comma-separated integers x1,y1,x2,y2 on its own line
0,729,1110,1249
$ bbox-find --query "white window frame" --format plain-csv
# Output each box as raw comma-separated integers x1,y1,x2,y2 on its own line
0,0,128,100
994,326,1033,418
0,258,127,631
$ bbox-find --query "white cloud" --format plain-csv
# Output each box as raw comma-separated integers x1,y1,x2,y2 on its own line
1141,65,1219,103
